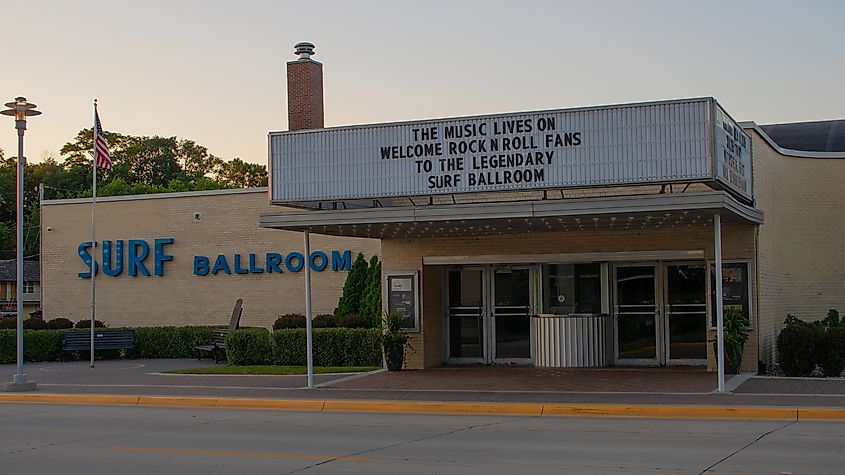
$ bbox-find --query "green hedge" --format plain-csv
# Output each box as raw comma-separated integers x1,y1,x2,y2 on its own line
225,328,382,366
225,328,272,365
132,326,214,358
0,326,382,367
0,329,66,364
273,328,382,366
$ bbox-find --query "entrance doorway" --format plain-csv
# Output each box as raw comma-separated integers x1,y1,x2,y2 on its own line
615,263,707,366
446,267,532,364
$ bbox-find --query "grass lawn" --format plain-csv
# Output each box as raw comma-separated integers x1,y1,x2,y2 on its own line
165,365,380,375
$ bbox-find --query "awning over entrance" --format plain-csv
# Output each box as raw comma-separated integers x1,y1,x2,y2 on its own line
259,191,763,238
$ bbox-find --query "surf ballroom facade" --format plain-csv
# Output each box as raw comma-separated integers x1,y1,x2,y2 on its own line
40,188,381,328
262,94,844,372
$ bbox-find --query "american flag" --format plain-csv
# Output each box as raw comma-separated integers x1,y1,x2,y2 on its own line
94,109,113,170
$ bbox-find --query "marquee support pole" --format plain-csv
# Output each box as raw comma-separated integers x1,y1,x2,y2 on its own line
304,229,314,389
715,213,726,393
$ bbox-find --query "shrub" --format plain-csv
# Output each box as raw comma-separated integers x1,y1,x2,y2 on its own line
777,315,818,376
226,328,272,365
0,329,66,364
271,328,307,365
23,318,48,330
46,318,75,330
312,314,335,328
132,326,214,359
0,317,15,329
334,314,372,328
75,319,107,329
312,314,372,328
24,330,66,362
271,328,381,366
272,314,306,330
334,253,368,316
817,327,845,377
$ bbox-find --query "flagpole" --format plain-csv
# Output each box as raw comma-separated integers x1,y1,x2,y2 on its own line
90,99,97,368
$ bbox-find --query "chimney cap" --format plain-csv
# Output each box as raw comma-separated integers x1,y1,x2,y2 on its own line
294,42,316,60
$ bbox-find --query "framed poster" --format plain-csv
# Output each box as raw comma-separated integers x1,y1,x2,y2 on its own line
386,272,420,332
710,261,751,327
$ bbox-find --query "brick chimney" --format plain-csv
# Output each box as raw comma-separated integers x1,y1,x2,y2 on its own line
287,42,324,131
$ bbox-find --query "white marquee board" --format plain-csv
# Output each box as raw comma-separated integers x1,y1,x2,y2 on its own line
270,98,752,202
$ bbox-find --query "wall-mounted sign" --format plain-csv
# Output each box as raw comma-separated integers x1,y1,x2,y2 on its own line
386,272,419,332
270,97,752,203
77,238,353,278
713,105,753,200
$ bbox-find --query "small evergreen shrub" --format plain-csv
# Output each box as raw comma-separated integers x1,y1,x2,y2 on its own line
0,317,15,329
272,314,306,330
225,328,272,365
777,315,818,376
46,318,75,330
23,318,49,330
817,327,845,377
74,319,107,329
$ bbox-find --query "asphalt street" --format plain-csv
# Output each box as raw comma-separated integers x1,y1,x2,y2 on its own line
0,403,841,474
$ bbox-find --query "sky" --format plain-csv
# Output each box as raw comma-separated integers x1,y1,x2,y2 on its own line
2,0,843,165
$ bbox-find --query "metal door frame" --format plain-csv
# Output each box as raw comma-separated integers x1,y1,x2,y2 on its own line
445,266,488,364
445,265,534,364
613,262,661,366
490,265,533,364
662,261,708,366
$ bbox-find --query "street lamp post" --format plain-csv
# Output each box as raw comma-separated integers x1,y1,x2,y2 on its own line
2,97,40,392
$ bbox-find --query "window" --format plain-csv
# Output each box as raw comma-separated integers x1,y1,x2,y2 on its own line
710,262,751,327
542,263,602,315
23,282,35,294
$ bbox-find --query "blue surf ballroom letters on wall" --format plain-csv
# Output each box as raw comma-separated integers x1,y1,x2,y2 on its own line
77,238,353,278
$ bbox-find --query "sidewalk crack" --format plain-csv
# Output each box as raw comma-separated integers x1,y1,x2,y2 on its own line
697,419,797,474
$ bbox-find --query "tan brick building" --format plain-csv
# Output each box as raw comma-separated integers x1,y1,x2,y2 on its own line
41,189,380,329
40,43,844,379
257,44,844,375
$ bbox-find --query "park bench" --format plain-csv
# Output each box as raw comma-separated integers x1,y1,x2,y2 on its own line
62,329,135,360
194,298,243,364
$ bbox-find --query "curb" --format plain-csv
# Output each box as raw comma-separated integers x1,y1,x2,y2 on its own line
1,393,844,421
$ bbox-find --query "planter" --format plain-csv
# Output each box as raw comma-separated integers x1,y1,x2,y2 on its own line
714,342,744,374
384,342,405,371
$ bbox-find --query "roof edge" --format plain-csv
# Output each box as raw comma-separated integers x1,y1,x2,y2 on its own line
740,121,845,159
43,187,268,206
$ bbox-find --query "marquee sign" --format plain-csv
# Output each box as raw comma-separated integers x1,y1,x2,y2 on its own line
269,97,753,203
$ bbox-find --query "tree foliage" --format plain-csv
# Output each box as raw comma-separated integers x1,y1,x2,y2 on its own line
0,127,268,254
334,253,369,317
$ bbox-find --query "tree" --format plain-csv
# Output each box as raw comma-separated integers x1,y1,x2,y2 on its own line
334,253,369,317
177,139,223,179
218,158,268,188
360,256,382,326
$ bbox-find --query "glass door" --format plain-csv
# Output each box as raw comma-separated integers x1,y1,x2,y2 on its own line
664,264,707,364
447,268,486,363
492,267,531,362
615,265,659,365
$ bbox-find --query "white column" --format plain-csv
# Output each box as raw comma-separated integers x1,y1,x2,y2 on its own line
714,214,726,393
304,229,314,389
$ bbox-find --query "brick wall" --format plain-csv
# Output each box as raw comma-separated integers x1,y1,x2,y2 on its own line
750,128,845,368
41,189,380,329
287,59,324,131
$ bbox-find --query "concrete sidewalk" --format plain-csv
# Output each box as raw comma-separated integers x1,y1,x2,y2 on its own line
1,359,843,420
